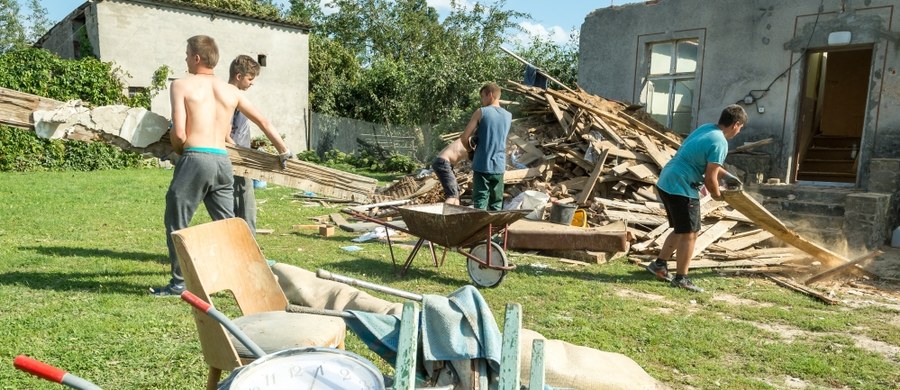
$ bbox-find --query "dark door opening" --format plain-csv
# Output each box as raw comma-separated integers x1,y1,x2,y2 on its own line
794,47,872,184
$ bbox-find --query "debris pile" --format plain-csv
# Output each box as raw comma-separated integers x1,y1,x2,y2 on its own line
373,81,804,269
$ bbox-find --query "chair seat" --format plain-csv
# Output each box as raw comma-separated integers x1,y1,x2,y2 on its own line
231,311,347,359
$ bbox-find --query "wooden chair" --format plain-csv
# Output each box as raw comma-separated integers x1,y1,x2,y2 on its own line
173,218,347,390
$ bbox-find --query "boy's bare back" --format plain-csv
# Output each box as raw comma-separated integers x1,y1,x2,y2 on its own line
170,74,242,152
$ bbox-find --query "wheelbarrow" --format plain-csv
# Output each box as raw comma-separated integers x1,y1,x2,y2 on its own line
344,204,529,288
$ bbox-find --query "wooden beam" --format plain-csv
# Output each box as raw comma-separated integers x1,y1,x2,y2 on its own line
544,94,570,133
723,190,851,268
618,112,682,148
764,273,839,305
804,250,883,285
576,148,610,205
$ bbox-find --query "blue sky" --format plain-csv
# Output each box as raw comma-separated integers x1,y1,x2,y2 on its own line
38,0,641,44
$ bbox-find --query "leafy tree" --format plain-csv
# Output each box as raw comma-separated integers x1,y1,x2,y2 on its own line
512,29,579,90
284,0,324,26
180,0,282,18
0,0,26,53
24,0,51,44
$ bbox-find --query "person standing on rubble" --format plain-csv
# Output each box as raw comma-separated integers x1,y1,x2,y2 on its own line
645,104,746,292
153,36,291,296
226,55,291,235
459,83,511,211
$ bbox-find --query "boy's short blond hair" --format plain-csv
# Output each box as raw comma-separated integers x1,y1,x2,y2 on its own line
186,35,219,68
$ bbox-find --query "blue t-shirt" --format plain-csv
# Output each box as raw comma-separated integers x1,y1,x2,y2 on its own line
657,123,728,198
471,106,512,174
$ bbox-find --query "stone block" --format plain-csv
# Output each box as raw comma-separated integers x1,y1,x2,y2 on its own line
842,193,892,249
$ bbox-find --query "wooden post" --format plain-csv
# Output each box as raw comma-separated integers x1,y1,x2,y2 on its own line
393,301,420,390
498,303,522,390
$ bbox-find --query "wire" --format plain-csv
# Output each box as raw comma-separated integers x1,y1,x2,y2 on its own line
737,0,824,105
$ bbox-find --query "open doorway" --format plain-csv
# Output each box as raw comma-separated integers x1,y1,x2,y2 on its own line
794,47,872,184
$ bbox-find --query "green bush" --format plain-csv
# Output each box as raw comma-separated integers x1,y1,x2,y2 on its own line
296,148,417,174
0,126,143,172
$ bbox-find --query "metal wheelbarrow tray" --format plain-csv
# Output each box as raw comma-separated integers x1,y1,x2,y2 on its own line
344,204,529,287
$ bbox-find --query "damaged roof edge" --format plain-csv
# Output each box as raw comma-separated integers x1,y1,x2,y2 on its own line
585,0,662,20
34,0,312,48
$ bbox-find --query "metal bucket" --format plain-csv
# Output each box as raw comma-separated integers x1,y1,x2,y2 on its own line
219,347,385,390
548,203,577,225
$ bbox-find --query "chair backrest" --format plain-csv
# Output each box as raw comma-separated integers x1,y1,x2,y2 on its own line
173,218,288,371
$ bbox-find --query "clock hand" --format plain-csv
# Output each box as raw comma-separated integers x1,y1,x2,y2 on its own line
308,365,324,390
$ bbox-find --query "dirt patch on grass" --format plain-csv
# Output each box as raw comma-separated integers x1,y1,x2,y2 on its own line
746,320,899,363
614,289,681,314
711,293,775,307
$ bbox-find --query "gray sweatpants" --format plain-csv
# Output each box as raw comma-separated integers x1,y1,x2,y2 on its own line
233,175,257,235
164,151,235,285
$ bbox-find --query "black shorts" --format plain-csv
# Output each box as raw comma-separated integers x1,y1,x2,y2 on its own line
656,186,700,234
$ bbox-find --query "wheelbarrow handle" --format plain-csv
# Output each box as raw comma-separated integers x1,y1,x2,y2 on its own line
180,291,267,358
14,355,102,390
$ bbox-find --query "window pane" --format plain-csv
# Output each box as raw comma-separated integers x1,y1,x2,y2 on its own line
642,79,672,126
672,113,693,135
675,39,698,73
649,42,674,75
673,79,694,113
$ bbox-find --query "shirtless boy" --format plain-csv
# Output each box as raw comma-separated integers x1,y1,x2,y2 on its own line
431,137,470,205
152,35,277,296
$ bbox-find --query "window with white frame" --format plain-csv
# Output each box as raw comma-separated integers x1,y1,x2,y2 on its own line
641,38,699,135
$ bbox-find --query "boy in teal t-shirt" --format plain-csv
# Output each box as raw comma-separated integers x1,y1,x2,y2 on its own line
646,105,747,292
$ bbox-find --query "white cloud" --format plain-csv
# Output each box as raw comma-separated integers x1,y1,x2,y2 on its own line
515,21,569,46
426,0,473,12
320,0,339,15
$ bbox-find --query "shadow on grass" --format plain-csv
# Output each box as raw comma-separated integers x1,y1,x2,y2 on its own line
317,257,470,288
0,270,162,295
512,260,719,286
21,246,166,264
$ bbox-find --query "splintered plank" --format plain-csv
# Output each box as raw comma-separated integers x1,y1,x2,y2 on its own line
723,190,851,268
618,112,682,148
692,220,739,258
764,273,839,305
631,222,670,252
576,148,610,204
716,230,774,251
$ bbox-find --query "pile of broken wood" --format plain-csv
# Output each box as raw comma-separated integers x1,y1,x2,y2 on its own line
367,81,862,301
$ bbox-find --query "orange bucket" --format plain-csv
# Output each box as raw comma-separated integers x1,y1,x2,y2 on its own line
570,209,587,227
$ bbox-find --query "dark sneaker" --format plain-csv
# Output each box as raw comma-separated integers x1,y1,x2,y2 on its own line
150,283,185,297
670,277,704,292
645,261,672,282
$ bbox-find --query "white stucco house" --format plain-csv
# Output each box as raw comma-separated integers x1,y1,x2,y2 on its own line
36,0,311,153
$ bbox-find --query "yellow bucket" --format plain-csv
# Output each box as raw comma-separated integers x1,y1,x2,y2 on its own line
570,209,587,227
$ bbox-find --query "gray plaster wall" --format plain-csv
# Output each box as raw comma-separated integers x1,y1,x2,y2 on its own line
579,0,900,189
40,0,310,153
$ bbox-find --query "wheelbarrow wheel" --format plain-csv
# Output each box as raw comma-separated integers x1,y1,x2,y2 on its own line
467,242,508,288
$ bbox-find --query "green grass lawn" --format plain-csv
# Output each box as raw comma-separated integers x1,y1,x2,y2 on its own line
1,169,898,389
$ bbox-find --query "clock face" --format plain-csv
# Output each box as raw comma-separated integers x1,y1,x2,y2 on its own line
226,347,385,390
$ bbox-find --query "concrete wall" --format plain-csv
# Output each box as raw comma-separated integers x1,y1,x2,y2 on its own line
40,0,310,153
579,0,900,189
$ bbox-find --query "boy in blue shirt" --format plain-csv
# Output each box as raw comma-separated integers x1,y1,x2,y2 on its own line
646,105,746,292
460,83,512,210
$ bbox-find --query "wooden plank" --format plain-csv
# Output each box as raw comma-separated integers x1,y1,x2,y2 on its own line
593,140,655,163
723,190,851,268
764,274,839,305
692,220,739,258
603,209,668,226
528,339,546,390
591,116,627,146
804,250,883,285
504,166,545,184
618,111,682,148
544,94,570,133
576,148,610,205
637,133,671,169
716,230,774,251
626,163,658,180
394,302,420,390
228,146,377,202
0,86,64,129
498,303,523,390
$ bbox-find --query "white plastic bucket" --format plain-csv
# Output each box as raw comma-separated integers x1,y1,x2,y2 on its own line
517,190,550,220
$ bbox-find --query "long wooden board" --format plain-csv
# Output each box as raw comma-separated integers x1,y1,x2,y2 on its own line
228,146,377,203
723,190,850,267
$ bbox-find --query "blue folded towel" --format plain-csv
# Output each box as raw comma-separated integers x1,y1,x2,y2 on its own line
421,285,502,373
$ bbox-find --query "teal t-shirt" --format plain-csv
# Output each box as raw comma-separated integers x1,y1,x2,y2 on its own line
657,123,728,198
471,106,512,174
